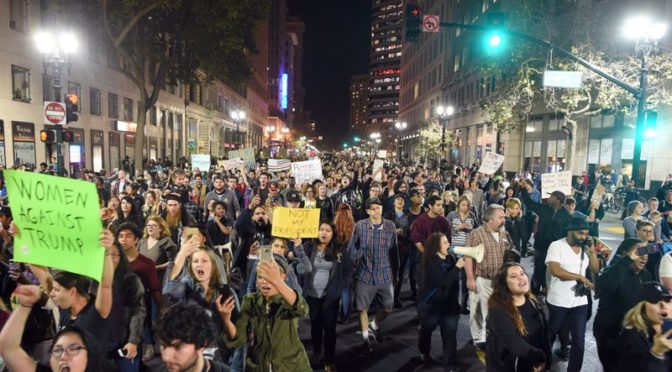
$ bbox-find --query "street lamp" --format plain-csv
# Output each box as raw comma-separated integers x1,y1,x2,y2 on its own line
436,104,455,160
231,110,246,149
623,16,667,187
394,121,407,161
35,30,79,177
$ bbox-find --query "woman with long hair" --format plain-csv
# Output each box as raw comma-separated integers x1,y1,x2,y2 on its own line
442,191,457,216
0,286,113,371
137,215,177,274
141,190,160,220
316,183,335,221
616,282,672,372
302,221,353,371
486,262,550,372
333,203,355,322
163,241,232,361
109,196,145,232
417,232,465,370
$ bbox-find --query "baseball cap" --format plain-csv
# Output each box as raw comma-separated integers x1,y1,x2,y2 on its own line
286,190,302,203
637,282,672,304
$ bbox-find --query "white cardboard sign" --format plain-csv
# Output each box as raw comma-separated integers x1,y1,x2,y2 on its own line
541,171,572,197
478,152,505,175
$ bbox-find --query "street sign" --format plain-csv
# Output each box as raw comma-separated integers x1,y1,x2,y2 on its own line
44,101,66,125
422,15,440,33
543,70,584,89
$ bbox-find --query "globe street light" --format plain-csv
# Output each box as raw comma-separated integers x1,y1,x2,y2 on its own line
623,15,667,187
35,30,79,177
231,110,246,149
436,104,455,160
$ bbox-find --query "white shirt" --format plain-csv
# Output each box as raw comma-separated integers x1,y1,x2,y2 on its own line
545,238,589,308
659,253,672,282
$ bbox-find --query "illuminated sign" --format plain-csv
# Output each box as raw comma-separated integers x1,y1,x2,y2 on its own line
281,73,288,110
115,120,137,133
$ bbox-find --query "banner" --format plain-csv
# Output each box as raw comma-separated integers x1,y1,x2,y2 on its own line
373,159,384,182
228,147,256,168
190,154,211,172
478,152,505,175
541,171,572,197
271,207,321,238
291,159,323,185
6,171,104,282
268,159,291,172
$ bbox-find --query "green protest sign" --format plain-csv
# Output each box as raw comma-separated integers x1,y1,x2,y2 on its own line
5,170,104,282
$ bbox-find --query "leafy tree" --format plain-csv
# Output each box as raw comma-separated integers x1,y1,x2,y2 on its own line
49,0,270,170
414,119,451,161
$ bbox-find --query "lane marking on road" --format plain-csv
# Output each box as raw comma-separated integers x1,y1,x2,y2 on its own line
606,226,624,234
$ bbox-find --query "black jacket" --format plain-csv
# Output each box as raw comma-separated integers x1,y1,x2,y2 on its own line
302,241,354,301
420,255,460,314
519,189,571,252
486,298,551,372
595,256,652,340
505,216,528,252
617,326,670,372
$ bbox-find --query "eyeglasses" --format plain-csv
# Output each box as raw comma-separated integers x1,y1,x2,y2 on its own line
51,345,87,359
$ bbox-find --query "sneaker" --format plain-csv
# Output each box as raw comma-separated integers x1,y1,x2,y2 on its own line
554,346,570,361
368,324,382,343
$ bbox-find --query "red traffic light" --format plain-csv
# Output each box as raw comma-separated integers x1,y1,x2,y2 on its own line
410,6,421,17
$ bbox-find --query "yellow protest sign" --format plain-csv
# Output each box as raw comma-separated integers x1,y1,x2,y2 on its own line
271,207,321,238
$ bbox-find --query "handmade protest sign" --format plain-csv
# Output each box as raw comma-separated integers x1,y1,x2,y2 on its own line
377,150,388,159
591,183,606,205
291,159,324,185
271,207,321,238
373,159,385,182
5,170,104,282
222,158,243,171
228,147,256,168
478,152,505,175
541,171,572,197
190,154,210,172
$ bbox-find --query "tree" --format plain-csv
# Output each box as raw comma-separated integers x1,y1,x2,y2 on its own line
414,119,451,161
50,0,270,171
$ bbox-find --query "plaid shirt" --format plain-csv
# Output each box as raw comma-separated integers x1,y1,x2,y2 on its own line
466,226,509,280
348,218,399,286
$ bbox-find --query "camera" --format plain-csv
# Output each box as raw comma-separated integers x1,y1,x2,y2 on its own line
573,281,591,297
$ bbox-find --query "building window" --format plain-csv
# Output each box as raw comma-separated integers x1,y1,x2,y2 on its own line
9,0,28,32
43,74,55,102
108,93,118,118
123,97,133,121
90,88,102,115
11,65,31,102
67,82,82,111
150,107,157,125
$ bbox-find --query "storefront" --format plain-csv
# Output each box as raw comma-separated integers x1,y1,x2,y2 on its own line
12,121,35,168
0,121,6,166
109,132,120,171
91,130,104,172
69,128,85,178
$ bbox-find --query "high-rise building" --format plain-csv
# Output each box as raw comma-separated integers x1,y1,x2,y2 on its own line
287,17,307,133
350,74,369,131
368,0,403,134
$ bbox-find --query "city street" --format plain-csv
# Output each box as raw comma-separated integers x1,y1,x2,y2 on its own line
300,212,625,372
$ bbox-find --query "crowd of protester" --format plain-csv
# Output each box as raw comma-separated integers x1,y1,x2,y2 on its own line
1,152,672,372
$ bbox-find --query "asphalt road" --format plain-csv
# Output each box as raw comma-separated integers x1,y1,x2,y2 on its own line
300,212,626,372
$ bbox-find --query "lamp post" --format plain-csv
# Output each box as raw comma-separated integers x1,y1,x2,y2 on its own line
370,132,381,157
436,104,454,161
394,121,407,161
35,30,78,176
624,16,667,187
231,110,246,149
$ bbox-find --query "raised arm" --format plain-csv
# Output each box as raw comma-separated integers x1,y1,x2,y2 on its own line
0,285,41,371
97,230,116,318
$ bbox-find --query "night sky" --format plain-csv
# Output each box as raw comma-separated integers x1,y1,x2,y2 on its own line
287,0,371,149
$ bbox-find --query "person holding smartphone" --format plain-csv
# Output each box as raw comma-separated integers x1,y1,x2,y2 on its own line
594,238,652,371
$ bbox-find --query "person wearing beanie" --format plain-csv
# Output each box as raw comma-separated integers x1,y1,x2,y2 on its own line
593,238,652,371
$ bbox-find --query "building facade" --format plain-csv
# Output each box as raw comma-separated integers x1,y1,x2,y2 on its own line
368,0,403,134
350,74,369,131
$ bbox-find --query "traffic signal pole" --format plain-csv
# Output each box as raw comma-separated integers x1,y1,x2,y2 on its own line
432,20,646,185
52,64,65,177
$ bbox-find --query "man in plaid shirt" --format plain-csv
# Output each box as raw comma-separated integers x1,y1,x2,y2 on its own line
348,197,399,354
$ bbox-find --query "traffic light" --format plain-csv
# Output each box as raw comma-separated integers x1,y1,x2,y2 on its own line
645,110,657,138
405,4,422,42
484,12,507,53
65,94,79,123
62,129,74,142
40,129,56,144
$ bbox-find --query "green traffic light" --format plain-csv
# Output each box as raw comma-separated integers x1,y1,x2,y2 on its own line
489,34,502,47
484,31,505,52
645,129,657,138
354,136,360,142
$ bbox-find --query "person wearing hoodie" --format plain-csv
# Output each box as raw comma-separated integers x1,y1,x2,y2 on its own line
204,175,240,222
593,238,652,372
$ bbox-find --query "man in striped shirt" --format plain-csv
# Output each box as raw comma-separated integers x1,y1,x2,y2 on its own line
348,197,399,354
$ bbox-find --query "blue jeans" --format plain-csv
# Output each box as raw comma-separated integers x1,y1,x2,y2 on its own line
340,288,351,321
417,303,459,370
547,303,589,372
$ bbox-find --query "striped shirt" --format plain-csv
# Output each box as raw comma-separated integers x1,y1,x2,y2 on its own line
348,218,399,285
447,211,478,247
